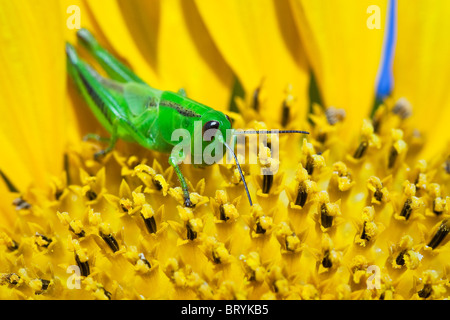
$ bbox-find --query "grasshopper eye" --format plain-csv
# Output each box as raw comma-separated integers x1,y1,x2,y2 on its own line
203,120,220,142
202,120,220,137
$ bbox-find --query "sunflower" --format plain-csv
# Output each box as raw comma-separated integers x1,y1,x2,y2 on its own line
1,0,450,300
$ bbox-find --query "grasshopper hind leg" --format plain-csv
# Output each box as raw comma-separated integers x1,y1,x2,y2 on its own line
92,117,120,160
76,28,145,84
93,115,152,161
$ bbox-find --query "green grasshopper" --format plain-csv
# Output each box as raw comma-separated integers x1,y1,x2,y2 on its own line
66,29,308,208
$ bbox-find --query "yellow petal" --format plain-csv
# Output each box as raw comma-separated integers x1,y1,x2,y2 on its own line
0,0,66,190
84,0,159,86
156,0,233,109
391,0,450,157
86,0,232,110
62,0,114,142
195,0,309,123
290,0,387,135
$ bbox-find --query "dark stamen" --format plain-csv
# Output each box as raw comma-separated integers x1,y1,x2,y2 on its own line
360,222,370,241
418,284,432,299
399,199,412,220
3,273,20,285
262,174,273,194
252,86,261,111
186,223,197,240
427,220,449,249
433,199,443,215
273,283,280,293
374,189,383,202
219,205,229,221
305,156,315,175
372,118,381,134
100,232,119,252
388,146,398,169
395,249,407,266
212,250,221,264
322,250,333,268
69,226,85,238
85,190,97,201
35,279,51,294
7,239,19,251
142,214,157,234
139,253,151,269
120,203,129,213
153,179,163,191
445,158,450,174
353,141,368,159
102,288,112,300
64,152,71,186
55,190,64,201
320,204,333,229
295,183,308,207
35,233,52,248
413,173,420,187
316,132,327,144
283,232,298,251
75,254,90,277
281,101,290,127
255,219,266,234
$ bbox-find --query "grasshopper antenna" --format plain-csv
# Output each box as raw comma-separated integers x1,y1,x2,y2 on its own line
218,135,253,207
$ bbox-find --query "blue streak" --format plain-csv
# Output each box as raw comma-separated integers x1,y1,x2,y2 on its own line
375,0,397,100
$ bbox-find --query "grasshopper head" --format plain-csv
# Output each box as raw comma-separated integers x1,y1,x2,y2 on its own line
189,110,232,167
201,110,232,143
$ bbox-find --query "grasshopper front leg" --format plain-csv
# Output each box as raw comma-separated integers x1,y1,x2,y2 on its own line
168,150,193,208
